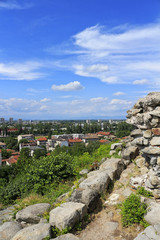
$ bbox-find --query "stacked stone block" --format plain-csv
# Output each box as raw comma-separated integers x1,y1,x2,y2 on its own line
126,92,160,192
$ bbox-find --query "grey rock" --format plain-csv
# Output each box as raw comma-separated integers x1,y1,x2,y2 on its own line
0,222,22,240
150,157,157,166
154,224,160,235
0,206,15,223
49,202,87,230
79,170,110,194
16,203,51,223
143,225,160,240
122,146,139,160
150,107,160,117
11,223,51,240
79,169,89,175
150,137,160,146
142,147,160,155
150,175,160,186
130,176,143,189
69,188,99,212
134,232,150,240
52,233,79,240
99,158,125,180
144,202,160,225
110,143,122,150
130,129,142,137
143,130,152,139
136,157,145,168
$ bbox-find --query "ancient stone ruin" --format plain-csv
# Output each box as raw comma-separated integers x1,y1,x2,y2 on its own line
126,92,160,196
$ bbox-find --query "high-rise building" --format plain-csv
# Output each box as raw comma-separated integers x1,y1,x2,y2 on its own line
18,118,22,124
0,118,5,123
9,117,13,124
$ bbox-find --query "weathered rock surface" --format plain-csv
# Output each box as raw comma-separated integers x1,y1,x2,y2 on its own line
11,223,51,240
110,143,122,150
49,202,87,230
0,206,15,223
0,222,22,240
130,129,142,137
142,147,160,155
69,188,99,212
134,225,160,240
16,203,51,223
79,170,110,194
79,169,89,175
52,233,79,240
99,158,125,180
122,146,139,160
144,202,160,225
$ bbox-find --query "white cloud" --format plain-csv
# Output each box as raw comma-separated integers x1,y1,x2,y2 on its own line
62,23,160,85
110,99,132,105
101,76,118,84
0,0,33,10
133,79,149,85
113,92,125,96
51,81,84,91
0,61,44,80
40,98,51,103
90,97,108,103
73,64,109,78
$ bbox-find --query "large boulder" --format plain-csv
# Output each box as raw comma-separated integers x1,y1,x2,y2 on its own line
79,170,110,194
134,225,160,240
11,223,51,240
142,147,160,155
68,188,99,212
49,202,87,231
0,222,22,240
144,202,160,225
99,158,125,180
122,146,139,160
16,203,51,223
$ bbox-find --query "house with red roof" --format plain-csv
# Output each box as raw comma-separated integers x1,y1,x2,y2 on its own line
68,138,83,146
37,137,48,146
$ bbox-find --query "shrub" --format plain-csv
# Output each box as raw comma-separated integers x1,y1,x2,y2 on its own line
136,187,153,198
120,193,148,227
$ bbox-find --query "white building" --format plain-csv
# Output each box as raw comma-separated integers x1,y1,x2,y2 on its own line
18,134,34,142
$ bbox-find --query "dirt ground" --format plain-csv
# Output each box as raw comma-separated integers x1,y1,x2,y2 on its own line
76,163,144,240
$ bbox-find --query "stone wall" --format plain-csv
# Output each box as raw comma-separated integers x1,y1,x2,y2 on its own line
126,92,160,194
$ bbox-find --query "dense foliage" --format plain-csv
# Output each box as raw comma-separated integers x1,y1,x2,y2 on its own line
120,194,149,227
0,141,115,205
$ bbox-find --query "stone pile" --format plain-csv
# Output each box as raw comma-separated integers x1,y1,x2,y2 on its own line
126,92,160,195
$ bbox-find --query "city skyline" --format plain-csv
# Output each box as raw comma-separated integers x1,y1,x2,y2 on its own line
0,0,160,119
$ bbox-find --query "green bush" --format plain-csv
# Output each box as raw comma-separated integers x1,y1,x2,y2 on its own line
120,194,149,227
136,187,153,198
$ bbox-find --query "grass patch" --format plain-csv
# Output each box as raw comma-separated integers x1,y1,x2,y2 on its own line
120,193,149,228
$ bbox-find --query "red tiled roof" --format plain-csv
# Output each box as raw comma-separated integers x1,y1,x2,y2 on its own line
37,137,47,141
99,139,110,143
68,139,82,143
97,131,111,136
12,152,20,155
7,128,18,132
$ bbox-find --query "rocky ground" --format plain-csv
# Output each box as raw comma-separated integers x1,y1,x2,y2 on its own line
77,163,143,240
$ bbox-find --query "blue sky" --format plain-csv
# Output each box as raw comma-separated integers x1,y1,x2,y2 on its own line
0,0,160,120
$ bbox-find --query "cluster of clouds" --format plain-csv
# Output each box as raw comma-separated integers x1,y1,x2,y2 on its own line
0,0,33,10
69,23,160,86
0,96,133,119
